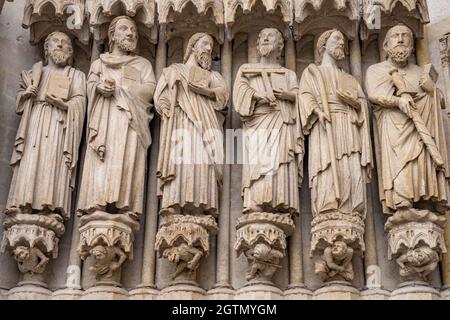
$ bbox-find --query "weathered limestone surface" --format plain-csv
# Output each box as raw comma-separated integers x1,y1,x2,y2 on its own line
1,0,450,300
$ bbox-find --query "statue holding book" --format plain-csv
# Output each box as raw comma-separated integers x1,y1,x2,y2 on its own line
366,25,449,282
0,31,86,285
298,29,373,282
154,32,228,285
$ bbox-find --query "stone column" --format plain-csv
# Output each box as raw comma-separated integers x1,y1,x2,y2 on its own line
211,38,232,293
416,35,431,66
285,31,296,71
248,31,258,63
439,34,450,109
155,27,167,79
350,34,362,84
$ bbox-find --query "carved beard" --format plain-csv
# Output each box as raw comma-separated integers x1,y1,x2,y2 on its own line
258,43,275,57
116,37,137,53
49,49,70,66
330,46,345,61
387,45,412,66
195,50,212,70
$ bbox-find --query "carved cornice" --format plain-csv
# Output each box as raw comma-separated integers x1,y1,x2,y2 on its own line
87,0,155,27
22,0,89,45
226,0,292,25
158,0,223,25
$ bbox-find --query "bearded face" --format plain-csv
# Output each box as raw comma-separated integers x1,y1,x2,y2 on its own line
257,29,281,58
385,27,413,66
325,31,345,62
193,36,213,70
46,32,73,67
113,19,138,53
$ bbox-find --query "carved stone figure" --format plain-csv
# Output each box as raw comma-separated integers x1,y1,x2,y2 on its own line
1,31,86,284
89,245,127,281
298,29,373,283
315,241,354,282
233,28,303,284
76,16,156,285
366,24,449,282
154,32,228,285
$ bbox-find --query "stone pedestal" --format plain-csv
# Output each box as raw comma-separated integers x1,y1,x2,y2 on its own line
52,288,83,300
313,281,360,300
81,285,129,300
129,285,159,300
235,283,283,300
0,289,8,300
283,285,313,300
360,288,391,300
158,283,206,300
207,285,235,300
390,282,441,300
7,284,52,300
441,286,450,300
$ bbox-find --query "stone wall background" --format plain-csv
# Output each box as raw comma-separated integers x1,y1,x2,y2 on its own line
0,0,450,298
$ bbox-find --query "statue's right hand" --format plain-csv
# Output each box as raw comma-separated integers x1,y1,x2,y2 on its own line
398,95,414,118
97,82,115,98
316,110,331,128
24,85,38,98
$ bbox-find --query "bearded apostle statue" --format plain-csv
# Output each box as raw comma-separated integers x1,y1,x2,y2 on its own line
366,25,449,282
1,31,86,285
233,28,303,283
76,16,156,285
298,29,373,283
154,33,228,285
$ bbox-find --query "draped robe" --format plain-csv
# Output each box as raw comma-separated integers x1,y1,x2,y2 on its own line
299,65,372,218
77,53,155,217
155,63,228,216
7,65,86,219
365,61,450,214
233,63,303,214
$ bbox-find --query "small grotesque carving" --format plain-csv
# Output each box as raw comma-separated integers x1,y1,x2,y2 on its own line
396,245,440,281
299,29,372,283
154,32,227,285
233,27,303,284
245,243,284,282
13,246,49,275
162,244,203,280
315,241,354,282
1,30,86,283
89,245,127,280
366,24,449,282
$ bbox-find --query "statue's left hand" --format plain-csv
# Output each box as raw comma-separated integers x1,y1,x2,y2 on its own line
188,82,215,98
337,89,360,110
419,73,436,94
45,93,68,111
273,89,295,102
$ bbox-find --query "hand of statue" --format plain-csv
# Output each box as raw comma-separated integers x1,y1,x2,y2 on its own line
254,91,276,105
188,82,214,98
273,89,295,102
316,110,331,128
109,261,121,272
45,93,68,111
24,85,38,99
337,89,361,110
97,80,115,98
398,95,415,118
419,73,436,94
